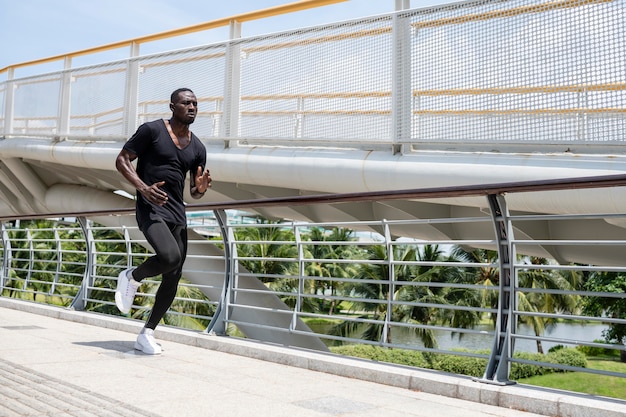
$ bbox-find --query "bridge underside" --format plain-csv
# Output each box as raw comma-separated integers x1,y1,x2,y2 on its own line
1,137,626,266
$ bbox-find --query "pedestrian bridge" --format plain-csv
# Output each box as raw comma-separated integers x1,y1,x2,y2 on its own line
1,0,625,266
1,1,626,413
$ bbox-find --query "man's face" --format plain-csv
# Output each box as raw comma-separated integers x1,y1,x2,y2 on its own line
171,91,198,125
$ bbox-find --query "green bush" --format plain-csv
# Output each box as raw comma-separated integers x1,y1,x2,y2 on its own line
330,345,586,380
430,349,488,377
547,347,587,369
511,352,553,379
510,348,587,379
576,340,620,357
331,345,429,368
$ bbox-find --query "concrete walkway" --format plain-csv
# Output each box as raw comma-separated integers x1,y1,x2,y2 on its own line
0,298,624,417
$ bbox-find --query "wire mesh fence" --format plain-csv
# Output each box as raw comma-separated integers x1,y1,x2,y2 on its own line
2,0,625,146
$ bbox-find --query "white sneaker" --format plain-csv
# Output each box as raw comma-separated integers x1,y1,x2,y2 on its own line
114,269,140,314
135,329,162,355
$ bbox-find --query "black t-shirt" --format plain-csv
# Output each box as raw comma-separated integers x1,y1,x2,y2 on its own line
123,119,207,228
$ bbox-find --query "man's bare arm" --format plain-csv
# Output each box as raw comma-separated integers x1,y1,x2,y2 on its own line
116,149,168,206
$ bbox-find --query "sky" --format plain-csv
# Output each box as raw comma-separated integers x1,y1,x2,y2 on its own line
0,0,451,78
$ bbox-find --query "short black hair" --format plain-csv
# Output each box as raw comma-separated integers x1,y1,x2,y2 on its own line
170,88,194,103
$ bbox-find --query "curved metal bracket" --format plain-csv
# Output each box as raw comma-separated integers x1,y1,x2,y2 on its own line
0,222,11,291
70,217,93,311
477,194,517,385
204,209,231,335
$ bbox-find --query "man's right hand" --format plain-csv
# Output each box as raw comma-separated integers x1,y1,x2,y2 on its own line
141,181,168,206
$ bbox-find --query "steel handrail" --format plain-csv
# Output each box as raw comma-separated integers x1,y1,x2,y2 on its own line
0,0,347,74
0,173,623,222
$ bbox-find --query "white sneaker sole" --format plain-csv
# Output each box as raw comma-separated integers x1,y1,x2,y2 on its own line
115,270,130,313
115,269,138,314
134,341,162,355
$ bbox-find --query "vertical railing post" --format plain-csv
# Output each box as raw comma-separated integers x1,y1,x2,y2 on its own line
478,194,517,385
205,209,232,335
292,224,305,332
70,217,94,311
123,42,141,138
382,219,394,346
51,228,61,295
577,86,588,142
220,20,242,148
295,96,304,139
0,222,11,291
24,229,33,290
3,68,15,136
121,225,133,269
57,56,72,137
391,6,412,155
395,0,410,10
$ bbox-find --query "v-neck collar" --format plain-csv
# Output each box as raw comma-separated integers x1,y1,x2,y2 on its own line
163,119,191,150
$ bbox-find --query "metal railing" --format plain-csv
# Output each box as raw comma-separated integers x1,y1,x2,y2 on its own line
2,175,626,385
1,0,625,149
1,0,626,390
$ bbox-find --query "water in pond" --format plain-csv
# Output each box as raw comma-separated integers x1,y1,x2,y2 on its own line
310,321,608,353
391,322,608,353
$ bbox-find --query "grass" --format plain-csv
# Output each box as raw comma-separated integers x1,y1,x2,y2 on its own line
519,357,626,399
305,316,626,399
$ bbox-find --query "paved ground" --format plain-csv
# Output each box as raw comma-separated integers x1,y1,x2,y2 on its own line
0,298,624,417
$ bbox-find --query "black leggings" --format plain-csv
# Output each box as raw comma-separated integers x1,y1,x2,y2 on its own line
133,219,188,330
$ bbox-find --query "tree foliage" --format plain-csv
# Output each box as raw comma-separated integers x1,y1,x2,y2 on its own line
583,272,626,351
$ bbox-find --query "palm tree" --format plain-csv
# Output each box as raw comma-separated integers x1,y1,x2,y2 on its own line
449,246,500,323
4,220,67,303
451,246,582,353
415,245,482,333
517,256,581,353
395,244,481,346
303,227,361,315
334,243,470,348
334,244,405,345
234,222,302,308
